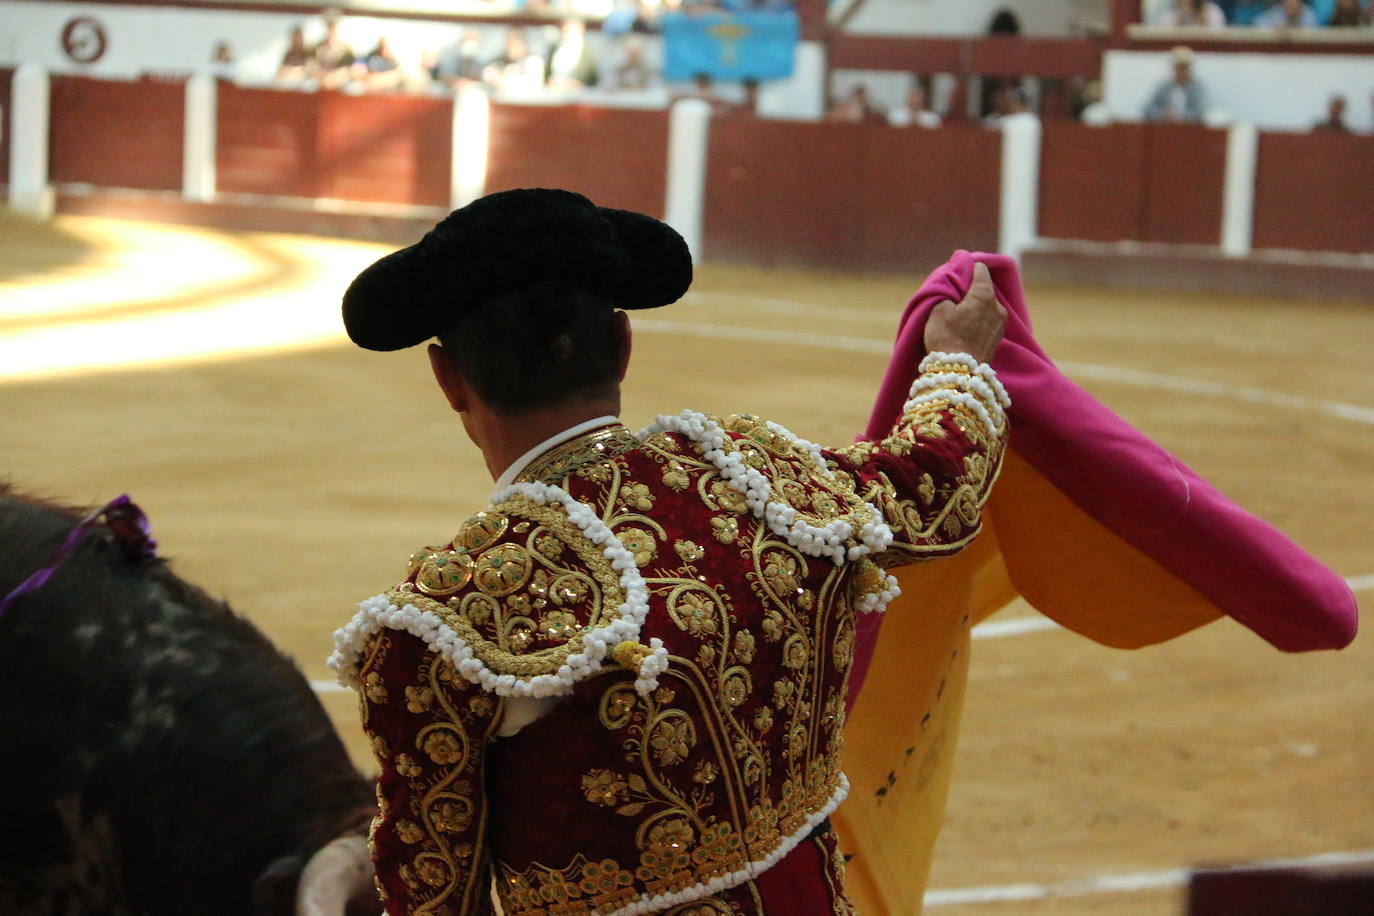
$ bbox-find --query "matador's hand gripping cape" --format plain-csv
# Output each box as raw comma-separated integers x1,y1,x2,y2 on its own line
834,251,1358,915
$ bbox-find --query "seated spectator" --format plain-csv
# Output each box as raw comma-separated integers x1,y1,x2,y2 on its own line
548,19,598,90
888,82,942,128
1227,0,1272,25
1328,0,1372,23
1258,0,1320,26
826,85,883,123
610,37,656,90
277,26,314,82
984,85,1036,127
210,40,236,81
1154,0,1229,26
428,30,485,89
314,16,356,89
1144,46,1207,121
483,28,545,94
682,72,722,107
1313,93,1351,131
1078,79,1113,125
356,36,405,92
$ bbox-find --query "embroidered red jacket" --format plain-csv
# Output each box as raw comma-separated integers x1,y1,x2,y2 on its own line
331,356,1009,915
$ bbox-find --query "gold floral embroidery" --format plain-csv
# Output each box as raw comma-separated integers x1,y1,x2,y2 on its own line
395,820,424,844
394,754,422,778
649,716,696,766
670,589,720,637
710,516,738,544
473,543,533,597
733,630,756,664
582,769,628,807
405,686,434,714
675,539,705,563
579,859,635,896
619,527,658,567
363,671,389,704
662,461,691,491
621,483,655,511
428,799,472,834
423,729,464,766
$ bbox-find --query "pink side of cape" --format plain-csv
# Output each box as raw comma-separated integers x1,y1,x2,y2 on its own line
859,250,1357,656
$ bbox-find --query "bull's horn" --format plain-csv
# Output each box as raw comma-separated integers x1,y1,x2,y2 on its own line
296,833,374,916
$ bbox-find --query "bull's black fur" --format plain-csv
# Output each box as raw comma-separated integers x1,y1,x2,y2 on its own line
0,487,376,915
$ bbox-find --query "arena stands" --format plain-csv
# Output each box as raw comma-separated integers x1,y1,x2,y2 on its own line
1,0,1370,298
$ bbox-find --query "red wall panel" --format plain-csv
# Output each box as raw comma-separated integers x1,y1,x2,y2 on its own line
218,87,451,206
1040,122,1148,242
1253,131,1374,255
0,69,12,187
217,85,321,199
1039,122,1225,246
316,93,451,206
856,125,1001,272
49,76,184,192
704,120,999,272
1141,123,1226,245
485,104,669,218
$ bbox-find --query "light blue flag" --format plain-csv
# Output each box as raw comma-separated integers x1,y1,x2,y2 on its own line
662,10,800,82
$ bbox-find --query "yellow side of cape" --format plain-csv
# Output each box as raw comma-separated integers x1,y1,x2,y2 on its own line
834,450,1224,913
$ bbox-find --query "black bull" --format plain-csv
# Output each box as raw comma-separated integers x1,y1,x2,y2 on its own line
0,488,379,915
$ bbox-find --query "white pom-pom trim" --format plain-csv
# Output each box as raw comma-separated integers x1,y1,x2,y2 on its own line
328,479,669,698
638,411,896,570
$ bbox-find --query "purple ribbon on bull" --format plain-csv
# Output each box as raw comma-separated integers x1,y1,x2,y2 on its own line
0,494,158,618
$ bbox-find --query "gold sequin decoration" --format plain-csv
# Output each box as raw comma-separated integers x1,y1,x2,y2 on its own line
473,543,533,597
414,550,475,598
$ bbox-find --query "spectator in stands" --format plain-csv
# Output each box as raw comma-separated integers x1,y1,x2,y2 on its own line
277,26,314,83
682,72,723,108
484,28,546,93
1226,0,1272,25
1077,79,1113,125
826,84,882,123
888,81,942,128
1258,0,1320,26
548,19,598,89
1313,93,1351,131
984,85,1036,127
1328,0,1372,23
610,37,655,90
428,30,485,89
210,41,236,81
314,15,356,89
1154,0,1229,26
1144,46,1207,121
356,36,405,92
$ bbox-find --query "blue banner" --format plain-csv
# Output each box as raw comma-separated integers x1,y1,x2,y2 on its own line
661,11,799,82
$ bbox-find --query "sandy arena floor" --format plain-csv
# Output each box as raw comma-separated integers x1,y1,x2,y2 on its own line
2,212,1370,914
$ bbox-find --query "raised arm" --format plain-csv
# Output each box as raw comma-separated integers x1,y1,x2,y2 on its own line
826,262,1009,566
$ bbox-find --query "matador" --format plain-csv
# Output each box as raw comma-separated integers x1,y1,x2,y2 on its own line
329,188,1010,914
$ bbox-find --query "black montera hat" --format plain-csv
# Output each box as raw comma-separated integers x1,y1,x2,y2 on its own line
342,188,693,352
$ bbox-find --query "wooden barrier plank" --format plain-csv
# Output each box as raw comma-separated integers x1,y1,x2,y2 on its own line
49,76,184,192
485,104,669,218
703,118,864,269
1141,123,1226,246
1253,130,1374,255
1039,122,1149,243
0,68,12,187
217,85,321,199
856,124,1001,272
704,119,1001,273
316,93,451,207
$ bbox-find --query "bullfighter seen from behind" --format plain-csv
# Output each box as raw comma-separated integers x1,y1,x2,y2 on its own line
330,188,1009,914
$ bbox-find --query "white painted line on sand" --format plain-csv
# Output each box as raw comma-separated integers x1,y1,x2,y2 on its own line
923,848,1374,907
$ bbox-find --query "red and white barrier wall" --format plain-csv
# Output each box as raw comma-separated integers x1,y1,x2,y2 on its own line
4,69,1372,273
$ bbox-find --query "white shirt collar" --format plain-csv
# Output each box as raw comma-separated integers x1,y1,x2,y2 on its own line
492,415,621,493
